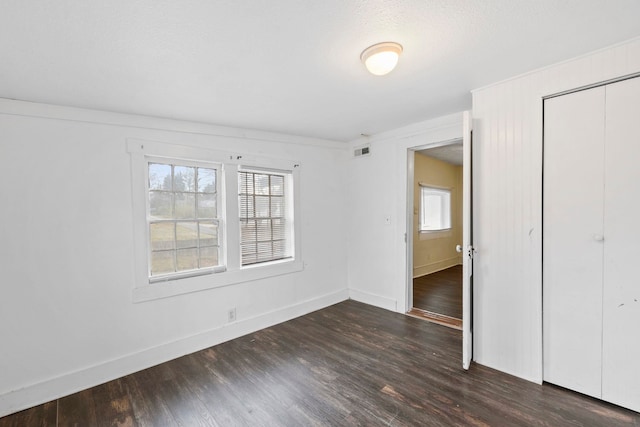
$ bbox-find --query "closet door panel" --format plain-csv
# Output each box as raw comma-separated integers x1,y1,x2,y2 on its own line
543,87,605,398
602,77,640,412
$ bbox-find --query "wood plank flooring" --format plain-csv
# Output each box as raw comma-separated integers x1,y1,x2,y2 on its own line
2,300,639,426
413,265,463,319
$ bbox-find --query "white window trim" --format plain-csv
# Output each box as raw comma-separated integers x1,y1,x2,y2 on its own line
128,138,303,303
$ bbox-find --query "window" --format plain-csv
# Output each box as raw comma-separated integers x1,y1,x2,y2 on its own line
147,160,223,281
128,139,303,302
239,169,292,266
420,186,451,232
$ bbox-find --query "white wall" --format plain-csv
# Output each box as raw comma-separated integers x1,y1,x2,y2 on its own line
472,37,640,383
0,100,349,416
346,113,463,312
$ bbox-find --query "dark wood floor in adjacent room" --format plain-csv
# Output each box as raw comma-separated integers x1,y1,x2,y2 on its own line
2,300,639,426
413,265,463,319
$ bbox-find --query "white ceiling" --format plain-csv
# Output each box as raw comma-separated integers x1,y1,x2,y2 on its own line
1,1,640,142
418,141,463,166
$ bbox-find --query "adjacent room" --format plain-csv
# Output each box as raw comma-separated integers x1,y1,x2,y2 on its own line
2,1,640,425
408,144,464,330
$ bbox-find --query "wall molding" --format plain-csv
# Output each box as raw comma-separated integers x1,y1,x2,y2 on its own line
348,112,463,147
0,98,346,150
472,35,640,94
348,289,397,312
0,289,349,418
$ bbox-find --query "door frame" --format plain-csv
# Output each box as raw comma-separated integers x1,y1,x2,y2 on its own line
405,112,473,370
404,137,463,312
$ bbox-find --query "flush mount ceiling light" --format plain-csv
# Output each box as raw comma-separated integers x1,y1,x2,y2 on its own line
360,42,403,76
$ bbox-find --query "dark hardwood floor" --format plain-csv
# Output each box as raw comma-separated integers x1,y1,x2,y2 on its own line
413,265,463,319
2,300,639,426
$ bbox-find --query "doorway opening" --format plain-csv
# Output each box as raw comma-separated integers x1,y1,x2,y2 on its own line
407,141,464,330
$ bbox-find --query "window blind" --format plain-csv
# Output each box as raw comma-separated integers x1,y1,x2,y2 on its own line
239,170,289,265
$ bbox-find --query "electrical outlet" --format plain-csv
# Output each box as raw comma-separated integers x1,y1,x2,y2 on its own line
228,308,236,322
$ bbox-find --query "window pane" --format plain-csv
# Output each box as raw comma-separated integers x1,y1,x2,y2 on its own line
256,219,272,241
273,240,286,258
239,171,253,194
147,160,222,281
176,248,198,271
149,163,172,190
272,218,286,240
149,191,172,219
176,222,198,249
174,166,195,192
199,221,218,247
197,168,216,193
442,194,451,229
270,175,284,196
255,196,270,217
424,194,442,228
421,187,451,231
256,242,273,261
241,220,256,242
150,222,175,251
197,193,216,218
271,196,285,217
240,195,254,219
174,193,196,219
199,246,219,268
151,251,175,275
254,174,270,195
241,244,257,264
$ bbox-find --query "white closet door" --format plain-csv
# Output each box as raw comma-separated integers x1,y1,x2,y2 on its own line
602,77,640,412
543,87,605,398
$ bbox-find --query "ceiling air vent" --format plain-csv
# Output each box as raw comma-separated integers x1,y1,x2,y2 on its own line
354,144,371,158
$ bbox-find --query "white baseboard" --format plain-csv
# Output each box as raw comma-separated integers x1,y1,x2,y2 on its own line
413,257,462,278
348,288,397,312
0,289,349,418
473,357,542,385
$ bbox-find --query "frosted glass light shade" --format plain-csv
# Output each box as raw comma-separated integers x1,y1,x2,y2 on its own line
361,42,403,76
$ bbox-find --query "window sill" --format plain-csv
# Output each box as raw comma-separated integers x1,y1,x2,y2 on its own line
419,229,452,240
132,259,304,303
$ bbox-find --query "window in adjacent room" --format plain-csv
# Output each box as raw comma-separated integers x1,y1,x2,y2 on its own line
239,169,293,266
419,185,451,232
147,160,223,281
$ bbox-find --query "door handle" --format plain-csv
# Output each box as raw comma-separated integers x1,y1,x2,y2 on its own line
467,245,475,258
593,234,604,242
457,245,475,258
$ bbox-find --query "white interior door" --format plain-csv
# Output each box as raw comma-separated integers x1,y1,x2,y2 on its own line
543,87,605,398
602,77,640,412
462,111,473,370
